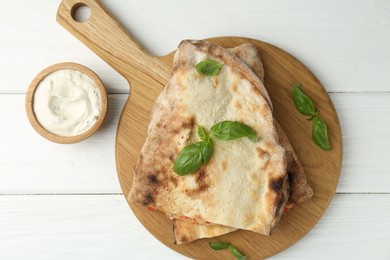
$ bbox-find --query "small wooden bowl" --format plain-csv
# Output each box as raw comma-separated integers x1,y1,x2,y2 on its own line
25,62,108,144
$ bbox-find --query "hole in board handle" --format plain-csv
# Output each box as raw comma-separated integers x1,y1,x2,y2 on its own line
71,3,91,23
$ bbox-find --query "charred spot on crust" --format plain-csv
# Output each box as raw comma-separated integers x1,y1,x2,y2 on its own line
181,117,195,129
270,176,285,193
169,154,175,162
287,171,294,184
256,147,269,158
141,193,154,206
156,120,168,130
177,235,189,244
251,84,261,95
169,176,178,187
198,183,208,192
147,168,178,189
170,116,195,138
185,169,209,196
195,169,209,192
196,170,206,184
147,174,159,185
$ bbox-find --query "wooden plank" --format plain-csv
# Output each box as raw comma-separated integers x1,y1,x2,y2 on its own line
0,93,389,193
273,194,390,259
0,0,129,94
0,194,388,259
0,94,126,194
333,93,390,193
0,0,389,93
0,195,185,260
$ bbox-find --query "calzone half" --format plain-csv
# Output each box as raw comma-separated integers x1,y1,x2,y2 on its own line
171,43,313,244
129,40,289,236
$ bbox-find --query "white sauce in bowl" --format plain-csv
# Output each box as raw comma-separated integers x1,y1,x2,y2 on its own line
33,69,101,137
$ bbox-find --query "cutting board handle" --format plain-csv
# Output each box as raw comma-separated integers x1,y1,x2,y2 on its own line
56,0,170,85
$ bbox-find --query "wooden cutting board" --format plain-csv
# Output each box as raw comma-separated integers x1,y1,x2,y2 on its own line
57,0,343,259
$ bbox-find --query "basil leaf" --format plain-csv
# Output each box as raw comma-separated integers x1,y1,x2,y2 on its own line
198,126,208,141
173,142,205,175
209,242,247,259
209,242,230,250
312,116,331,151
229,245,247,260
174,141,213,176
210,121,258,143
195,60,223,76
201,139,214,164
292,84,317,116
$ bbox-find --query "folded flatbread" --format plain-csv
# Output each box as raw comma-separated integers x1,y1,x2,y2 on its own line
172,43,313,244
129,40,289,236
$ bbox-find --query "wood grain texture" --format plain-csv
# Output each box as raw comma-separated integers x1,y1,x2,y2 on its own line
25,62,108,144
0,194,389,260
56,0,342,258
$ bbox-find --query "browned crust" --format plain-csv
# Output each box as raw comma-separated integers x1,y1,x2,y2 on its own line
230,43,265,83
173,218,238,245
274,121,313,205
269,173,290,234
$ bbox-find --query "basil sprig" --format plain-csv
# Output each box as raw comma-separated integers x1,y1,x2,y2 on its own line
173,141,213,176
198,126,208,141
209,242,247,260
173,121,258,175
209,242,229,250
292,84,331,151
292,84,317,116
229,245,247,260
312,116,331,151
174,127,213,176
211,121,258,143
195,59,223,76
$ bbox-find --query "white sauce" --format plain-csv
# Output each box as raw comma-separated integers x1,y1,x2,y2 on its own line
33,69,101,137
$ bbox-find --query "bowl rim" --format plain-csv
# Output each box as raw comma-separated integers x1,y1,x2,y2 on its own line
25,62,108,144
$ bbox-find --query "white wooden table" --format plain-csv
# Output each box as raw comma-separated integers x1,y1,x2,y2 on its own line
1,1,389,259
